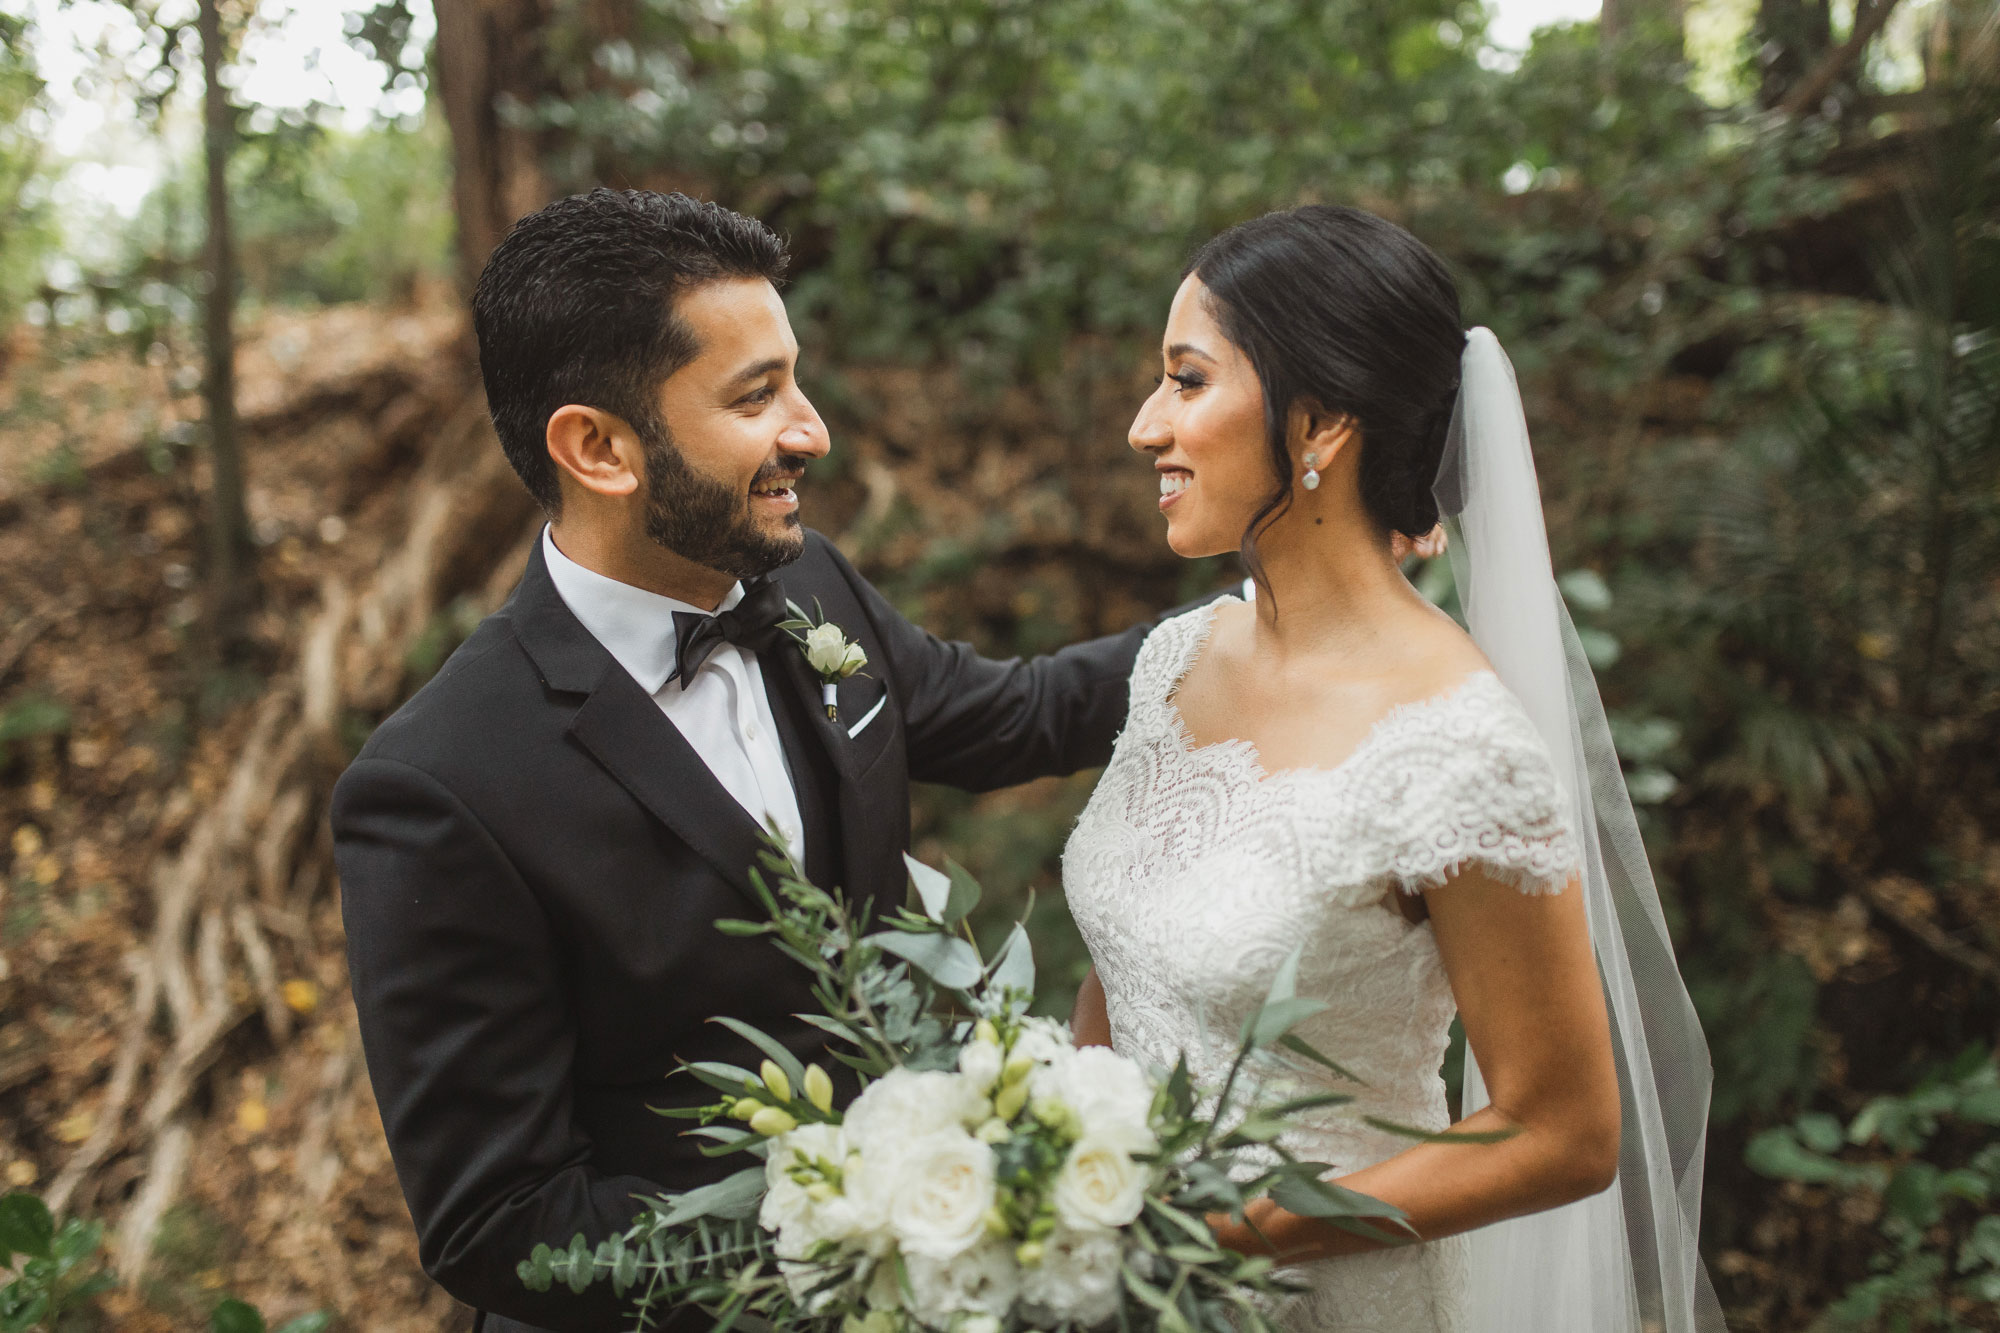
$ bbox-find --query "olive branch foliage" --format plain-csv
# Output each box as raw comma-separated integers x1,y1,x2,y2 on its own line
520,839,1483,1333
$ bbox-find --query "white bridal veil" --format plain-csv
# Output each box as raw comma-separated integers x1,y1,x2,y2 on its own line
1434,328,1729,1332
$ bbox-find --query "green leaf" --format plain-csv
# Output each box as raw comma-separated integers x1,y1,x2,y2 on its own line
713,919,774,937
0,1194,54,1263
1264,944,1303,1006
1244,996,1330,1049
707,1018,806,1102
271,1315,333,1333
796,1013,863,1045
987,922,1034,996
940,857,982,928
566,1233,593,1294
904,853,953,922
655,1166,767,1227
865,930,982,989
1268,1172,1408,1228
1794,1111,1845,1153
1362,1116,1516,1145
210,1297,266,1333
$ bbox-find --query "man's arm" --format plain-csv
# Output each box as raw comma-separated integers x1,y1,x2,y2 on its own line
821,542,1183,789
333,755,657,1331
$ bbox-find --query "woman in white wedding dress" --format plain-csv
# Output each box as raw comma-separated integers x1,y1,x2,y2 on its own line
1062,206,1723,1333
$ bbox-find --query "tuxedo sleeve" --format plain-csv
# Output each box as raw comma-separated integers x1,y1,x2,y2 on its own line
333,754,657,1332
821,540,1171,789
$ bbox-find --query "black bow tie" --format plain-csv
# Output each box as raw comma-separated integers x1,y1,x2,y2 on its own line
671,577,790,685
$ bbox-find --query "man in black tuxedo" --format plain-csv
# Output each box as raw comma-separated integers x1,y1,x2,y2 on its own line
331,190,1182,1332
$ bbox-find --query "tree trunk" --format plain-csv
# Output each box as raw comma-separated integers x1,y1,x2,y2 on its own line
1757,0,1836,106
199,0,251,639
431,0,557,295
1601,0,1686,49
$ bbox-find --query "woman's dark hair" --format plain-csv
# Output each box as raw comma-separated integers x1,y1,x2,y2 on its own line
472,188,789,515
1185,204,1465,594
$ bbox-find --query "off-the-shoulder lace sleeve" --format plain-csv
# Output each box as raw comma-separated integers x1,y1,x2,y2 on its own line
1356,674,1581,896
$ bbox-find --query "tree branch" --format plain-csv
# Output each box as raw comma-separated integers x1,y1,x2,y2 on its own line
1780,0,1908,117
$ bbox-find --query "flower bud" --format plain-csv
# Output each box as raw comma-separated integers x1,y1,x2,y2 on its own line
806,1182,836,1204
760,1059,792,1103
983,1206,1012,1239
1015,1240,1045,1266
1001,1056,1035,1086
803,1063,834,1114
839,643,868,677
749,1106,798,1136
973,1019,1001,1046
992,1080,1029,1122
728,1097,761,1121
974,1117,1012,1144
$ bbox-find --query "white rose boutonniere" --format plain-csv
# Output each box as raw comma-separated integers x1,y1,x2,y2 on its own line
781,598,869,720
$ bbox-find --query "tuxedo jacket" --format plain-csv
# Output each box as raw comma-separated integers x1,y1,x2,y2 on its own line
332,531,1174,1331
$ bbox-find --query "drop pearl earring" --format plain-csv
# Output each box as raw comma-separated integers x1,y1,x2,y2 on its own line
1302,450,1321,491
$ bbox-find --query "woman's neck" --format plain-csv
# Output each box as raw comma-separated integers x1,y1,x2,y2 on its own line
1245,504,1422,665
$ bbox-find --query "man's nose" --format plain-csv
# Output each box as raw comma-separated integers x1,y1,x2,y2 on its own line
780,389,831,459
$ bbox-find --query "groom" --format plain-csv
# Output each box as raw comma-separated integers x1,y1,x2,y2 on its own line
331,189,1181,1333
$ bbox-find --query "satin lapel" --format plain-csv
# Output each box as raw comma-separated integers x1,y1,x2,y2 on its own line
566,667,772,910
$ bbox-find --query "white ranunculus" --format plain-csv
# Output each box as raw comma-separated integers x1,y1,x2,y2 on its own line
958,1037,1004,1091
1009,1015,1074,1068
903,1238,1021,1325
1029,1045,1155,1145
843,1068,988,1156
887,1130,998,1260
1020,1225,1125,1327
804,621,850,675
1051,1132,1150,1230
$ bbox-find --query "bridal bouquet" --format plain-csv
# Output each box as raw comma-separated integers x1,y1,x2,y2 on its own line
521,846,1410,1333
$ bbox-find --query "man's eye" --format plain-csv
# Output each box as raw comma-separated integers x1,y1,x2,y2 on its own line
742,386,776,406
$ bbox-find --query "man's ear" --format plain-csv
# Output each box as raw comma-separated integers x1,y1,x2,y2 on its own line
547,404,644,498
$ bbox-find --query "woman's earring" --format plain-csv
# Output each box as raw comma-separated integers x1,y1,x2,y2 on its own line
1302,451,1321,491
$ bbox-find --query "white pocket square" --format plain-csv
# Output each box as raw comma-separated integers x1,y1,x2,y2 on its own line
845,692,888,739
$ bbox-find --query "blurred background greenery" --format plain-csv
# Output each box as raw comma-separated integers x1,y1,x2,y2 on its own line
1,0,1996,1328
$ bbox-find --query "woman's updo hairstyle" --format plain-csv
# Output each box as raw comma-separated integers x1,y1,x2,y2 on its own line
1186,205,1466,590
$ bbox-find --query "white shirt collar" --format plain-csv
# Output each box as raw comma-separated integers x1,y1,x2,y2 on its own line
541,526,744,694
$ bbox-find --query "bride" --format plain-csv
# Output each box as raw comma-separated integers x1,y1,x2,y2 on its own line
1062,206,1725,1333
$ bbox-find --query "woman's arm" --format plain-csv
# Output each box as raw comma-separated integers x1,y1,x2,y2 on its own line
1210,864,1619,1262
1071,967,1114,1048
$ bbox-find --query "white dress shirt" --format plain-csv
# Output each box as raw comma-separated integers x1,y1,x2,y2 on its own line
541,527,806,862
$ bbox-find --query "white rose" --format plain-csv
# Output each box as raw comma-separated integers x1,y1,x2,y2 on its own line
1051,1133,1150,1230
804,621,849,675
1029,1045,1155,1145
844,1069,987,1155
903,1238,1020,1325
958,1038,1004,1091
887,1130,998,1260
1020,1225,1124,1327
839,641,868,677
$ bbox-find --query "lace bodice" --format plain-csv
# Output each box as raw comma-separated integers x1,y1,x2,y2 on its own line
1061,599,1580,1333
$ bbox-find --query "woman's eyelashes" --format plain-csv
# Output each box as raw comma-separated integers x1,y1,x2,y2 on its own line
1153,370,1206,396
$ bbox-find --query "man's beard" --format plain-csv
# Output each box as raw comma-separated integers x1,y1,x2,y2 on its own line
636,415,805,581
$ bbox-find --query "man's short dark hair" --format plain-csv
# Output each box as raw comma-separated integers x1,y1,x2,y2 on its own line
472,189,790,515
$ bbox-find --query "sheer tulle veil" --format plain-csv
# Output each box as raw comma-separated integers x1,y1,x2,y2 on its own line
1434,328,1728,1332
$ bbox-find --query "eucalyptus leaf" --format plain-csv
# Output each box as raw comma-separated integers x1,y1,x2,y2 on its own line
904,853,954,922
865,929,983,989
988,922,1035,996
